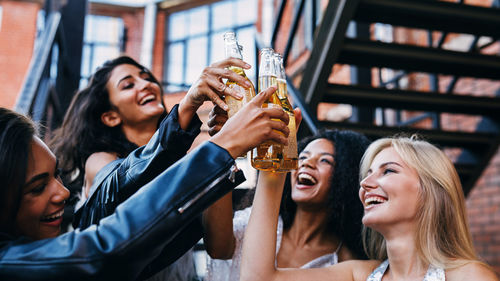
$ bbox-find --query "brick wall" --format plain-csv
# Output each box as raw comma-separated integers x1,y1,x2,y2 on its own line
0,1,40,109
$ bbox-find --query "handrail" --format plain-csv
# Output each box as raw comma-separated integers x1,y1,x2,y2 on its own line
15,12,61,116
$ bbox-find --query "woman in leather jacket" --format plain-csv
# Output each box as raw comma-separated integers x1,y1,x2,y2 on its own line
49,56,254,279
0,87,290,280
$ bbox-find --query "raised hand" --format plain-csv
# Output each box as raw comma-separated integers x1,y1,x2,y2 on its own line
210,86,289,159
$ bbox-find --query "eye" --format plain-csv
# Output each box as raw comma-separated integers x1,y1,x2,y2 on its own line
30,184,46,195
383,168,396,175
122,82,134,90
320,158,333,165
298,155,308,161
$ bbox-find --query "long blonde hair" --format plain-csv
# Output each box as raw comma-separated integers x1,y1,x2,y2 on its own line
360,135,477,269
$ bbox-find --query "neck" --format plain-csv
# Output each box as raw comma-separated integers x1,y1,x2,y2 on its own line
383,226,427,280
285,207,337,247
121,121,158,146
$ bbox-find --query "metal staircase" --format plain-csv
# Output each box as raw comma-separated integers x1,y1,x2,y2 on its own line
271,0,500,196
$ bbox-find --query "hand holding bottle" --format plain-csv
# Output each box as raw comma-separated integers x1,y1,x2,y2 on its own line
180,57,253,113
210,86,289,159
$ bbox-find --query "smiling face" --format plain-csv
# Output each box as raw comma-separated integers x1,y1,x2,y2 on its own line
104,64,164,127
359,146,420,231
291,138,335,208
14,137,70,240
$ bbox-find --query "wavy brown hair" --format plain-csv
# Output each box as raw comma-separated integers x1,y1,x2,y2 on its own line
49,56,166,189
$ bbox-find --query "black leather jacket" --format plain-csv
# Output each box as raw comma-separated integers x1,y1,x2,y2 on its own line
73,104,202,229
0,141,245,280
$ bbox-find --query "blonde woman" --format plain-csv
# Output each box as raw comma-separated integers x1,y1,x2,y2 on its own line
240,136,499,281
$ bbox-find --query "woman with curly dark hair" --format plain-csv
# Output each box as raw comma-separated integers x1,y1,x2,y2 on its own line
204,128,370,281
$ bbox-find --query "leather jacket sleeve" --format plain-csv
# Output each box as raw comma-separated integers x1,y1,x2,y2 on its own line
0,141,245,281
73,104,202,229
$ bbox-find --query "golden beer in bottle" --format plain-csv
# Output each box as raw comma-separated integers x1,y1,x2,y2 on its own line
274,53,298,171
251,48,283,171
223,32,256,118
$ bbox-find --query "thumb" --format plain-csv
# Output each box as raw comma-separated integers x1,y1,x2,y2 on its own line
293,107,302,129
252,85,277,107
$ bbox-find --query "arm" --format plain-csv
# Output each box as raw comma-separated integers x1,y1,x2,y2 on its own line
0,142,242,280
240,171,362,281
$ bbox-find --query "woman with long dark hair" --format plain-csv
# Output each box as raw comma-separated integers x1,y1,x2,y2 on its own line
205,128,370,281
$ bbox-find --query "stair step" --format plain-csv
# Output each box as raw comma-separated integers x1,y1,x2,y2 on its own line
318,120,496,152
338,38,500,79
354,0,500,38
324,84,500,120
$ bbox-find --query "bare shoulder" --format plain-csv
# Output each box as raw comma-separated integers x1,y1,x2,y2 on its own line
85,152,119,174
83,152,119,196
447,261,499,281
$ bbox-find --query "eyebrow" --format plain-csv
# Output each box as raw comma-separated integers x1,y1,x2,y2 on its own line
300,151,334,157
379,161,403,169
24,160,59,187
24,173,49,187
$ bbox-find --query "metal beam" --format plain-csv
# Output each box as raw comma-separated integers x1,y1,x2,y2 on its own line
355,0,500,38
299,0,361,113
318,120,496,152
338,39,500,80
324,84,500,121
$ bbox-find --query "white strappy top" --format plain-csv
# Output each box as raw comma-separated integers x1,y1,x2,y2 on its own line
367,260,446,281
206,207,340,281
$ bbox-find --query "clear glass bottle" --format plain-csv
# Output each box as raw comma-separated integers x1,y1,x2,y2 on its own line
223,32,256,118
251,47,283,171
273,53,298,171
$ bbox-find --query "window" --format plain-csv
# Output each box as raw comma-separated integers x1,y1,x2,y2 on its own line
163,0,257,93
80,15,124,88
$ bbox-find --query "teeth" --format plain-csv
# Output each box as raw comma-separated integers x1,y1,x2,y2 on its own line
365,196,387,205
42,210,64,220
298,173,317,185
140,95,155,105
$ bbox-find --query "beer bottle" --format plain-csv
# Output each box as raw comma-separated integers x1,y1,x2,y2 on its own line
223,31,256,118
251,48,283,171
273,53,298,171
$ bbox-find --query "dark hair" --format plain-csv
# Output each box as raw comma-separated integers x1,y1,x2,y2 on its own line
280,129,371,259
0,108,37,234
49,56,166,188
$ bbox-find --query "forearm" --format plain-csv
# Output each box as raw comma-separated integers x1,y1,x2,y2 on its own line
240,171,286,281
178,96,199,131
203,192,236,259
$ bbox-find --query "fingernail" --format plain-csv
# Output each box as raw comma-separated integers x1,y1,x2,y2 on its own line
223,104,229,111
244,63,251,69
244,81,252,88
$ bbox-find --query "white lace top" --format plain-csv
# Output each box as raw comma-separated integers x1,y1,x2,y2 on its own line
367,260,446,281
205,207,339,281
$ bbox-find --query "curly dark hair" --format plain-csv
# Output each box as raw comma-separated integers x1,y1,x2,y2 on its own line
0,108,37,234
280,129,371,259
49,56,166,189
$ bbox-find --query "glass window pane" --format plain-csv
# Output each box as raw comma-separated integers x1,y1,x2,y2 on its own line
167,42,184,85
237,28,256,81
169,12,186,41
210,31,226,64
237,0,256,25
186,37,208,84
91,45,120,71
188,7,208,36
80,45,91,78
212,1,234,31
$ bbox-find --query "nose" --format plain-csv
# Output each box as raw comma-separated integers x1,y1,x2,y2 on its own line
299,155,316,169
51,179,70,205
360,172,377,191
139,77,153,91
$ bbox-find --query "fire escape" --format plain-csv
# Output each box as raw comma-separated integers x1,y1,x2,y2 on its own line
269,0,500,196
